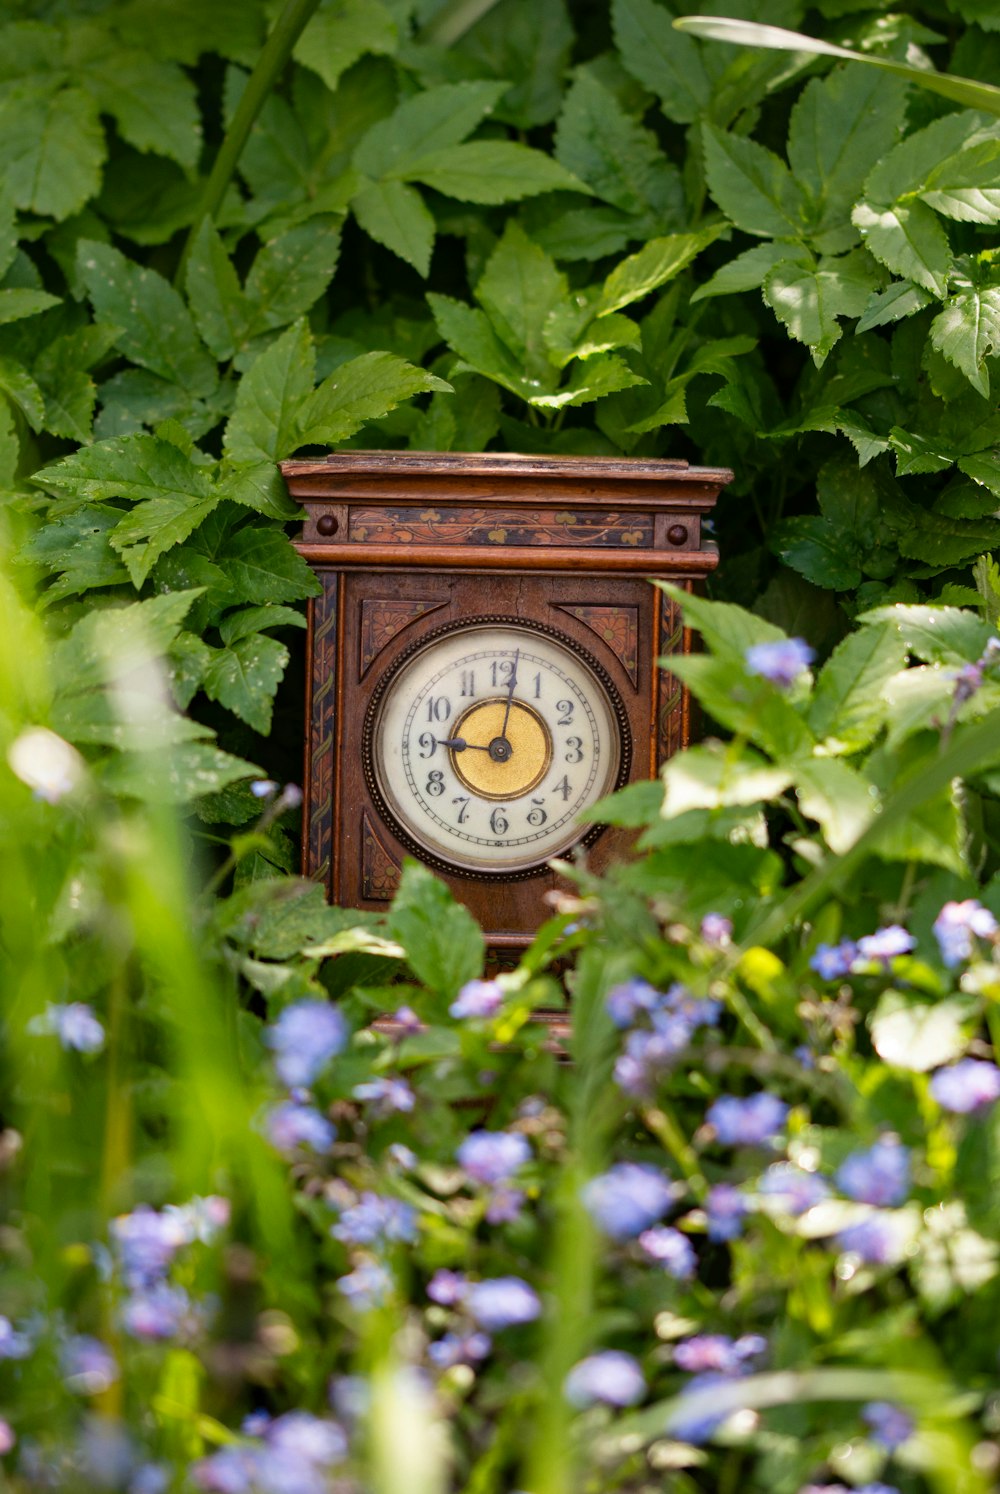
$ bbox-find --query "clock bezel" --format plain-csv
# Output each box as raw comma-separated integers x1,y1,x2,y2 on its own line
361,614,633,882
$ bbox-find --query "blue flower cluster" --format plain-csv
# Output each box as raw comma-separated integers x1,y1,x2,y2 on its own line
606,978,720,1097
192,1410,347,1493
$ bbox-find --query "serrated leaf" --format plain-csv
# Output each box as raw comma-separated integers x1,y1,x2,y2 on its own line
36,364,97,444
354,80,507,179
0,356,45,431
109,492,221,587
659,581,786,661
858,604,995,666
691,241,809,302
930,267,1000,397
17,506,130,602
531,353,647,409
771,514,862,590
787,65,907,250
856,279,933,332
865,110,990,206
38,432,215,506
387,861,484,1001
78,241,218,398
0,81,104,220
763,253,875,363
219,605,306,647
0,288,60,326
184,218,248,361
81,46,201,169
243,217,342,337
598,227,722,315
793,757,877,853
852,199,951,296
203,633,289,734
53,591,202,693
555,70,683,225
101,740,261,805
808,624,908,751
217,526,320,605
921,137,1000,223
476,222,568,377
702,120,804,238
217,463,300,520
427,293,531,396
294,350,449,449
662,744,794,817
167,630,213,710
293,0,397,92
398,142,589,204
612,0,709,123
351,179,435,275
224,318,315,464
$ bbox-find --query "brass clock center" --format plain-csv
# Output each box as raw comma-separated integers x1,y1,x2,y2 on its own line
448,698,552,801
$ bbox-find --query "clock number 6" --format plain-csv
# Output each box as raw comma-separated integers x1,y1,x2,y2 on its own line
490,806,509,835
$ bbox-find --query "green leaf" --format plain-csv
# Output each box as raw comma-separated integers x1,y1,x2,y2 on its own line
669,652,815,759
351,179,435,276
109,493,221,587
598,228,722,315
219,605,306,647
792,757,877,854
808,624,908,752
672,16,1000,117
101,741,261,805
921,137,1000,223
865,110,992,207
852,199,951,297
216,526,320,605
17,506,130,602
115,0,265,65
612,0,709,124
36,363,97,444
0,288,60,326
52,590,202,693
427,294,530,396
354,81,507,179
763,253,876,363
184,218,248,361
0,81,104,220
398,142,590,204
448,0,573,131
555,70,683,226
660,581,786,661
856,279,933,332
293,0,397,92
243,218,342,337
770,515,862,589
787,65,907,251
38,432,215,506
0,355,45,431
531,354,647,408
930,263,1000,397
387,861,484,1002
203,633,289,734
224,318,315,464
858,604,995,666
294,351,450,449
80,45,201,170
662,743,794,817
78,241,218,398
702,121,804,238
217,463,301,521
691,241,809,302
475,222,568,375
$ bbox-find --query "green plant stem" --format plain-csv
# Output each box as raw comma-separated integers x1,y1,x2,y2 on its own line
742,705,1000,952
175,0,323,287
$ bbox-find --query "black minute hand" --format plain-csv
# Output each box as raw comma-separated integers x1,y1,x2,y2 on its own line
500,649,520,740
439,737,490,753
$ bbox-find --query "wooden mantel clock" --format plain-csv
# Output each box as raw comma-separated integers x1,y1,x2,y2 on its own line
282,451,732,948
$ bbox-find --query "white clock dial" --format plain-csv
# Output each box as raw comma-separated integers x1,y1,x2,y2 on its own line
366,621,626,874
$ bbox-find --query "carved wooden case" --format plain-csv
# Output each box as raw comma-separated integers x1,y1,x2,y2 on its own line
283,451,731,947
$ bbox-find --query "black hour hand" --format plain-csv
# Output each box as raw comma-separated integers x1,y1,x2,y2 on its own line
440,737,490,753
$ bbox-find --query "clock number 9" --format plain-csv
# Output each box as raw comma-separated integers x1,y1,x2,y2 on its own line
417,732,436,758
564,736,584,764
426,770,445,797
490,806,509,835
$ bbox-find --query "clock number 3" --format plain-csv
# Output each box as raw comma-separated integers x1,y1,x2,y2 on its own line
564,736,584,764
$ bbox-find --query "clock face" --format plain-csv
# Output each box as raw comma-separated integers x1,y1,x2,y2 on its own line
365,619,629,876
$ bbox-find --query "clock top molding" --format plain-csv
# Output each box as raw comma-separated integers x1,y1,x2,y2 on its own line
283,449,733,575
